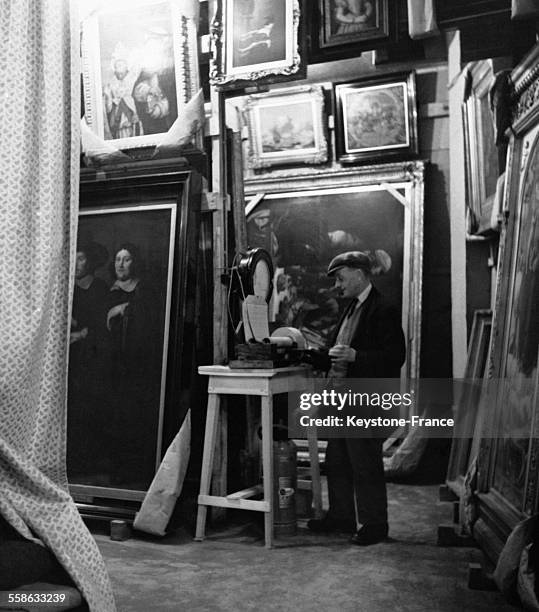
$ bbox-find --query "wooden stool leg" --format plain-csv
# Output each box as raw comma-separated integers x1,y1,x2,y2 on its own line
211,400,227,522
195,393,220,541
307,427,323,519
261,395,274,548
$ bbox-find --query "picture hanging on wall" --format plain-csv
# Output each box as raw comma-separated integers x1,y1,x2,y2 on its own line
461,62,501,232
319,0,389,48
209,0,302,88
81,0,200,153
244,85,328,169
334,71,418,164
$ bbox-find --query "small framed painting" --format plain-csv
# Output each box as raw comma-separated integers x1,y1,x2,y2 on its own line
209,0,302,88
334,72,418,164
244,86,328,169
319,0,389,48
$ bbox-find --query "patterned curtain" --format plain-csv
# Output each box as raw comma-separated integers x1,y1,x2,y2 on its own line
0,2,115,611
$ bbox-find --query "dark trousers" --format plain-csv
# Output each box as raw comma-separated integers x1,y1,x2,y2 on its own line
325,438,388,527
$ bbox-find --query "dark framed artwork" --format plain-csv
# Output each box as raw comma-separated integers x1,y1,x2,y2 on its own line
244,161,425,382
472,44,539,562
446,309,492,497
67,160,201,503
462,61,502,231
334,72,418,164
244,85,328,169
209,0,302,88
81,0,200,153
319,0,389,48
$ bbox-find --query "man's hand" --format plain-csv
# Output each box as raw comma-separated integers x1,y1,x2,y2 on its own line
106,302,129,330
70,327,88,345
329,344,356,363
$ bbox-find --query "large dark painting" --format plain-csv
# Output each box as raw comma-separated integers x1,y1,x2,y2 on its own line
67,161,200,503
68,205,175,492
247,187,404,349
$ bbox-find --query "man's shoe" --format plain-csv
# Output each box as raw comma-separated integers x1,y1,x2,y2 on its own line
307,517,356,534
350,523,388,545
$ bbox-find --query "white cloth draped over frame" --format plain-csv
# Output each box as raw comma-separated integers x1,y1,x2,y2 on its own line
407,0,438,39
0,1,115,610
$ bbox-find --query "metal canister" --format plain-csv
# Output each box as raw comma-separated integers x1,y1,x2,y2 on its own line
110,519,131,541
273,439,297,537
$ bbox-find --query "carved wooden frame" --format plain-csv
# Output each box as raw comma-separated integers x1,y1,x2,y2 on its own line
243,85,329,169
68,160,201,505
461,60,500,230
244,160,425,381
209,0,302,88
472,43,539,562
81,0,200,153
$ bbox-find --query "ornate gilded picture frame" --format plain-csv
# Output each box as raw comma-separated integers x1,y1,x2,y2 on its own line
244,161,425,381
209,0,302,88
244,86,328,169
334,72,418,165
81,0,200,153
461,61,501,231
472,44,539,559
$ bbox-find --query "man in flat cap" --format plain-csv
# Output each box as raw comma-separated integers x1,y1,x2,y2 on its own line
307,250,405,545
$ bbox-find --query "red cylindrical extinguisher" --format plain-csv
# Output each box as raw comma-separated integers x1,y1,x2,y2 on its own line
273,437,297,537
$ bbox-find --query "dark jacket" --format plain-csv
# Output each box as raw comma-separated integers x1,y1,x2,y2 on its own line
310,286,406,378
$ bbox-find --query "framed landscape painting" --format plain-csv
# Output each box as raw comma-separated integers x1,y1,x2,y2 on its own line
81,0,200,153
244,86,328,168
334,72,418,164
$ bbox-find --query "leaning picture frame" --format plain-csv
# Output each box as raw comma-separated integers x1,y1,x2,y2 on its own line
81,0,200,152
471,43,539,558
319,0,390,49
209,0,302,88
334,72,418,165
445,309,492,498
244,161,425,383
461,61,502,231
244,86,329,169
67,160,201,505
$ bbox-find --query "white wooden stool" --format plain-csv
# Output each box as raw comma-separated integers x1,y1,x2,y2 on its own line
195,365,321,548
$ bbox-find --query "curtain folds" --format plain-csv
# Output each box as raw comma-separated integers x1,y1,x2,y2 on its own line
0,2,115,610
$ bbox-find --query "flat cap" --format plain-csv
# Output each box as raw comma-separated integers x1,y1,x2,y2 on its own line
250,208,271,220
327,251,372,276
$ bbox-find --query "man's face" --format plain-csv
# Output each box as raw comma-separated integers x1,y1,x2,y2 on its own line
75,252,88,279
253,213,270,230
332,266,368,299
113,60,128,80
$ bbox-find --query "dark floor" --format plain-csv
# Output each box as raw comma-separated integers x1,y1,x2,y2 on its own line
93,482,519,612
